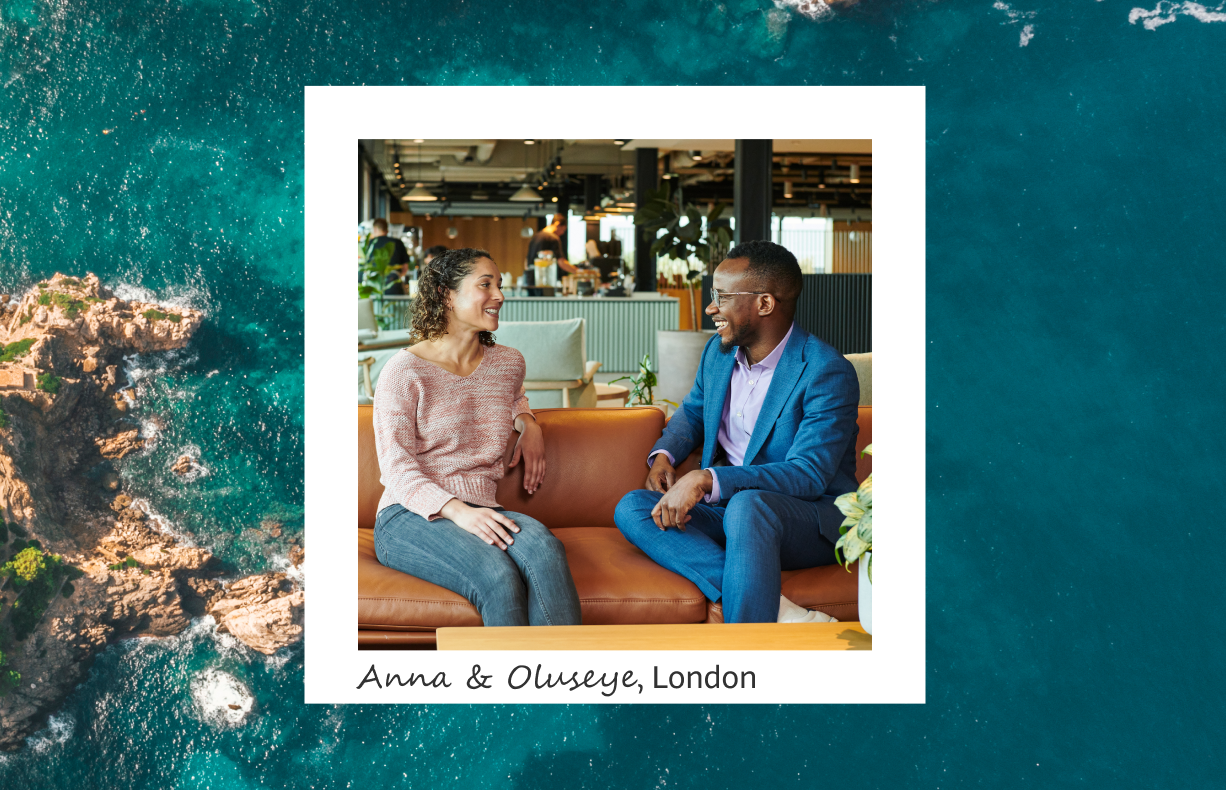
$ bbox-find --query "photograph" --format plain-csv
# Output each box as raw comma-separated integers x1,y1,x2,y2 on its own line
355,138,877,653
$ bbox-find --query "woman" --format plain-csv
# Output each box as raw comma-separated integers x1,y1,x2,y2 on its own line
372,248,582,626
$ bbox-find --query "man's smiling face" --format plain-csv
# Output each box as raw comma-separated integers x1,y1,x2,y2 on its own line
707,257,763,353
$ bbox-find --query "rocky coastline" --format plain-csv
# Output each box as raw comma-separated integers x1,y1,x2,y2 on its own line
0,274,303,751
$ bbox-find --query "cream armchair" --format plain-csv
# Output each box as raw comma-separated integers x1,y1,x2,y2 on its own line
495,319,601,408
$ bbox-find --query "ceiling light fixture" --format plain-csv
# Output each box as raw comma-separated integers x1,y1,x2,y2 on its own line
404,141,438,202
509,139,541,202
783,181,793,199
510,184,541,202
850,164,860,184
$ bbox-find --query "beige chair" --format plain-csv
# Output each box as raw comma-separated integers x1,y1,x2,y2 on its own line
357,298,415,352
844,352,872,406
495,319,601,408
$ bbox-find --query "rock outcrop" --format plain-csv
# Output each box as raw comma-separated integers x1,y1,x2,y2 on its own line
96,429,144,460
0,273,302,751
171,455,197,476
209,573,305,655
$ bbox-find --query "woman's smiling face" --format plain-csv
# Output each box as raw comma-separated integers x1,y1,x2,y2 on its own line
447,257,504,335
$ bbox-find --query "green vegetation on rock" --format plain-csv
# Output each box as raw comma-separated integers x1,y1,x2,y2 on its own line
142,308,182,323
38,291,89,319
36,372,61,394
5,547,46,583
108,556,140,571
0,338,36,362
1,548,72,641
0,650,19,697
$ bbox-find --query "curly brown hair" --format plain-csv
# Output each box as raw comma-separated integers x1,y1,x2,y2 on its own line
410,247,497,346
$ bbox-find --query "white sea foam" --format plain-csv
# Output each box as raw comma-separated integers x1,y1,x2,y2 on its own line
1020,24,1035,45
109,280,212,317
127,496,197,547
190,668,254,729
1130,1,1226,28
993,1,1038,23
773,0,834,22
25,712,75,753
169,443,211,481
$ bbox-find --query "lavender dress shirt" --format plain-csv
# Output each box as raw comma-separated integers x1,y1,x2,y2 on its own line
649,325,795,503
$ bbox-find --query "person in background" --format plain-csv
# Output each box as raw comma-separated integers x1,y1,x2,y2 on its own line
372,248,583,627
364,218,412,295
582,239,620,284
423,245,448,266
524,215,577,285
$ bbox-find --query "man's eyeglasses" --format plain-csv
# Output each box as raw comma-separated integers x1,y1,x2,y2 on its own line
710,289,767,307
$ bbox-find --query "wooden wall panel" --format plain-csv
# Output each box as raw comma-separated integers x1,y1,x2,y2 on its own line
390,214,537,279
831,222,872,274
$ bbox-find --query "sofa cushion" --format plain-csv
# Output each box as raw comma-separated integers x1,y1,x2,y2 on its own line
495,407,666,529
704,562,860,623
358,527,708,631
557,528,708,625
358,529,482,630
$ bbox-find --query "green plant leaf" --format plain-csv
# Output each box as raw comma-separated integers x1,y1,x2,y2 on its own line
834,491,863,519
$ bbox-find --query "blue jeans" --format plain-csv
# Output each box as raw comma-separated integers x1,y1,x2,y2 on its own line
614,490,837,623
374,504,582,627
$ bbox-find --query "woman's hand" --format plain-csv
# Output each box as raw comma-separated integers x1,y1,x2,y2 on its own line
439,499,520,551
510,415,546,494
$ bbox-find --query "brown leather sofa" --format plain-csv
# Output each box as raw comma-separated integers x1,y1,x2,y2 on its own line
358,404,872,647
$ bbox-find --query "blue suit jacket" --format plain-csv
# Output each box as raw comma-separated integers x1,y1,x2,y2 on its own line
651,323,861,544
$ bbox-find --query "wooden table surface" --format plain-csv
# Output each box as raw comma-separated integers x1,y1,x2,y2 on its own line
436,621,871,651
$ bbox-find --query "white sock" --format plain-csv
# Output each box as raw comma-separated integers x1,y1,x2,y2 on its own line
778,595,809,622
778,594,838,623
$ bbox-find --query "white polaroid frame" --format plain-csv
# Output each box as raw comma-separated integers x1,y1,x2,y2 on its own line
304,86,925,704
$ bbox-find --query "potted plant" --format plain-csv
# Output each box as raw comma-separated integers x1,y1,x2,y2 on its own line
833,444,872,634
634,185,732,404
357,234,417,330
608,354,678,415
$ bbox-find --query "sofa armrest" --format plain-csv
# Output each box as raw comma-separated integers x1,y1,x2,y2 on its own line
583,360,602,383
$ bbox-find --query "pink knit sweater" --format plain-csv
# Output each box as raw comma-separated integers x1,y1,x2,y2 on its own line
373,344,533,520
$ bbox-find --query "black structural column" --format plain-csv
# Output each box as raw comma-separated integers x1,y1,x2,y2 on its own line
633,146,659,291
734,139,774,244
585,174,602,243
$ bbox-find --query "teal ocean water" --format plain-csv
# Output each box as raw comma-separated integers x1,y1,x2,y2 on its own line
2,0,1224,786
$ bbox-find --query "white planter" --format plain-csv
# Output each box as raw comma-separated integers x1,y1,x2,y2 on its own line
655,329,716,406
858,552,872,635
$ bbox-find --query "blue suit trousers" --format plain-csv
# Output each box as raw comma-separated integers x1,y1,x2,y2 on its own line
615,489,838,623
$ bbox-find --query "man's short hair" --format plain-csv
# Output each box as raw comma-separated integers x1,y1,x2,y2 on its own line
424,245,449,259
725,240,803,304
371,217,389,233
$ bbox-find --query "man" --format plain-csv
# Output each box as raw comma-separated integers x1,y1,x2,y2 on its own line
614,240,860,624
524,215,577,285
363,218,412,295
